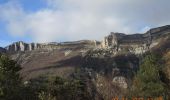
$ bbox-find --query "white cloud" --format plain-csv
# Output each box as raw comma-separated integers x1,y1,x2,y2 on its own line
0,0,170,43
0,1,26,37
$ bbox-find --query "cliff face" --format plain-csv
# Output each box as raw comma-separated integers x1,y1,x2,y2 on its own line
5,40,96,53
101,25,170,54
5,25,170,54
5,41,59,52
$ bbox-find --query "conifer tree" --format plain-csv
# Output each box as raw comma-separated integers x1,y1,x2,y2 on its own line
130,54,165,97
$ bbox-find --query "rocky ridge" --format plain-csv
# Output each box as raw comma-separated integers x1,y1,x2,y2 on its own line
1,25,170,99
2,25,170,55
4,40,96,53
100,25,170,54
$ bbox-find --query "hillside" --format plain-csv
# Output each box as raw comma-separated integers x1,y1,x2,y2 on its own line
1,25,170,99
4,40,95,79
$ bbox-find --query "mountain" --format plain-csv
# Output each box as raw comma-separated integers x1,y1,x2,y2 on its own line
3,24,170,81
4,40,96,79
2,25,170,99
5,25,170,54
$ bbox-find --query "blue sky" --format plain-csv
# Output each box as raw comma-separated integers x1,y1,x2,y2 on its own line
0,0,46,11
0,0,47,45
0,0,170,47
0,0,47,47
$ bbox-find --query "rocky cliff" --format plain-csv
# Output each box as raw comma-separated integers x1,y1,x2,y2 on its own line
4,25,170,55
5,41,59,52
101,25,170,54
5,40,96,53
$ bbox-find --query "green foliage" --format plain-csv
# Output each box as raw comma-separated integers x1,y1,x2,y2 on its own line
48,76,91,100
0,55,92,100
130,54,166,97
26,75,92,100
0,54,22,100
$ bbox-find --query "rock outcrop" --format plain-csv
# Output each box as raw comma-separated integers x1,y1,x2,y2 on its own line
5,41,59,52
101,25,170,54
5,40,96,53
112,76,127,89
5,25,170,54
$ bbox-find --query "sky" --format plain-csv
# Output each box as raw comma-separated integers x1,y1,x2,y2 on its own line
0,0,170,47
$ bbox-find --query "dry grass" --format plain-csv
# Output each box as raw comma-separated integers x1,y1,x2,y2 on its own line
10,49,83,80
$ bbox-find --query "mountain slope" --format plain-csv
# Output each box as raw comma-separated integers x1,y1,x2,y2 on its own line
2,25,170,99
6,40,95,79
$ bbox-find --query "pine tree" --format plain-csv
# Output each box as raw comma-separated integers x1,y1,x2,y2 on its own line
130,54,166,98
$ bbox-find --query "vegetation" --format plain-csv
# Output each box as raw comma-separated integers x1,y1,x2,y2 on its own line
0,54,93,100
0,54,22,100
129,53,167,98
1,51,170,100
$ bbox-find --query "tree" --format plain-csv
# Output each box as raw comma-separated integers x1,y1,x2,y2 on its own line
0,54,22,100
130,54,166,98
34,75,92,100
51,76,89,100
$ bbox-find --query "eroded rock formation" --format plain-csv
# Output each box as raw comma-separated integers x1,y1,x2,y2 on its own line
5,41,59,52
5,25,170,55
101,25,170,54
5,40,96,53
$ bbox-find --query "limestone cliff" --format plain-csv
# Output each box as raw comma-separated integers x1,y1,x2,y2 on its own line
5,41,59,52
5,40,96,53
101,25,170,54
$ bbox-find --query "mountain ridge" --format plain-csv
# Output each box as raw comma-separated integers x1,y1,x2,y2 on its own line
1,25,169,80
2,25,170,54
